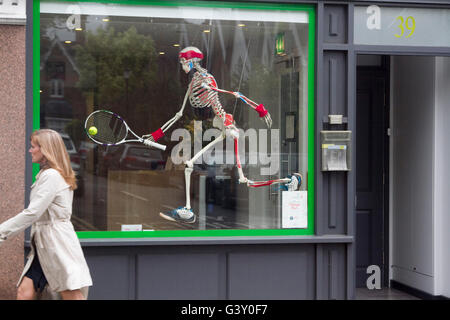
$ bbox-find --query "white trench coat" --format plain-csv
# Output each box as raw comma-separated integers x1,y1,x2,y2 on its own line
0,168,92,295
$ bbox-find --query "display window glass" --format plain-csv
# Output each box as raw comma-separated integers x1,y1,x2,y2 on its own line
34,0,315,238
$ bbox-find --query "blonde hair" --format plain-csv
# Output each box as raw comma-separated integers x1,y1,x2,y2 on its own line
31,129,77,190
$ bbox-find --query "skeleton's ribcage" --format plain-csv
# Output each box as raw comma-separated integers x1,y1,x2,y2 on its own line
189,73,227,120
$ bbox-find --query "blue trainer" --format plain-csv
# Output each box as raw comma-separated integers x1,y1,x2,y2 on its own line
159,206,196,224
275,173,302,192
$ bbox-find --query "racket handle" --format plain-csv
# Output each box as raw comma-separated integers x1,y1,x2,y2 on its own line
143,138,166,151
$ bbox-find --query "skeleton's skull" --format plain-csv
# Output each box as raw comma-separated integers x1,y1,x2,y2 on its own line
179,47,204,73
180,58,193,73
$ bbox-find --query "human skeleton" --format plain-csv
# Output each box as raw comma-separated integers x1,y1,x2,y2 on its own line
146,47,300,223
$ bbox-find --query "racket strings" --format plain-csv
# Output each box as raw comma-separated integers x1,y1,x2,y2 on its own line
86,111,127,144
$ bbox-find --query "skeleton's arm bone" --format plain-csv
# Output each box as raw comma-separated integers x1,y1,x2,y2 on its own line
202,84,272,128
201,83,244,101
202,83,270,115
200,83,259,107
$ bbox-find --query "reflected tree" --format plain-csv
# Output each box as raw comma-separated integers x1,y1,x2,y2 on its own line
74,26,170,134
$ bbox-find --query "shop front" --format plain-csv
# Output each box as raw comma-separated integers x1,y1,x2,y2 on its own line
17,0,450,299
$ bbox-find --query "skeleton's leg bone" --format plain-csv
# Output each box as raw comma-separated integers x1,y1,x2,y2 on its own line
234,138,248,184
184,167,194,209
184,133,226,209
185,133,225,168
232,131,294,188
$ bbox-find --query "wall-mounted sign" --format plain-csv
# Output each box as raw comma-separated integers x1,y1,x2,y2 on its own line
0,0,26,25
354,5,450,47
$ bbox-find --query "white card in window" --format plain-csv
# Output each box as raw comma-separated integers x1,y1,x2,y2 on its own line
121,224,142,231
282,191,307,229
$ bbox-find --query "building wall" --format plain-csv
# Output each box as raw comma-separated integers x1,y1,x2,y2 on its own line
391,56,435,294
0,24,26,300
434,56,450,298
390,56,450,298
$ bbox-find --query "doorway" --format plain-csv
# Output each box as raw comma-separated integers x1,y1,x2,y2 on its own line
355,55,390,288
356,54,450,298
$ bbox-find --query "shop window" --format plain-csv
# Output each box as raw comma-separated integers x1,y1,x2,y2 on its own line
36,0,315,237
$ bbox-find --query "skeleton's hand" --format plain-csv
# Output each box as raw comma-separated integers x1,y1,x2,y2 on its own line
255,104,271,128
142,128,164,142
263,112,272,128
142,135,155,142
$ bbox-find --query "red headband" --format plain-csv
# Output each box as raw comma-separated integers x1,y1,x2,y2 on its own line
179,50,204,60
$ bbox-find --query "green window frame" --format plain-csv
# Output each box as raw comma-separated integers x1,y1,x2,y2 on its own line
33,0,315,238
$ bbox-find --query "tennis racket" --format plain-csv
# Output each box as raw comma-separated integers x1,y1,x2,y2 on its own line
85,110,166,151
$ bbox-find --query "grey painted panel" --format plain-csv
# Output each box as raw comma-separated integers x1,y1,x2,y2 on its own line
323,51,347,116
86,254,133,300
136,253,222,299
321,172,347,234
317,51,348,236
317,3,351,241
316,244,347,300
324,5,348,44
228,247,315,299
81,243,350,299
315,1,325,236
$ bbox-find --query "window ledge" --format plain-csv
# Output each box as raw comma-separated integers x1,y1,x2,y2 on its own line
75,235,353,247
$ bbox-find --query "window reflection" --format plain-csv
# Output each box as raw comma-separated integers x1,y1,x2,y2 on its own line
40,3,309,231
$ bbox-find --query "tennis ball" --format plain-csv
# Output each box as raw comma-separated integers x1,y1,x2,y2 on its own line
88,126,98,136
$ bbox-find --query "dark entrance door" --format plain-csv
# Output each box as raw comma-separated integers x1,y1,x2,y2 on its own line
355,57,389,288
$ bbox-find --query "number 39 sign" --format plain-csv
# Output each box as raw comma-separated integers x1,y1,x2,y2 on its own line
394,16,416,38
354,5,450,47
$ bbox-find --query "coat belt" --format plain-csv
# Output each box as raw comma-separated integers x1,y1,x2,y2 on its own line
33,218,70,249
34,218,69,226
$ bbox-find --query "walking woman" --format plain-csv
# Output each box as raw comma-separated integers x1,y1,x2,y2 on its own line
0,129,92,300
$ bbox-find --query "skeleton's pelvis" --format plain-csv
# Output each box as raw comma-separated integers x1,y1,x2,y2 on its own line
212,115,225,130
213,115,239,139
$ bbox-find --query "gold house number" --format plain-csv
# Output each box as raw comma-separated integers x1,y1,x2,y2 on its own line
395,16,416,38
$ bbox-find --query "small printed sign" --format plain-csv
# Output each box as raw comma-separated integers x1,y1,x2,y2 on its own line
121,224,143,231
0,0,26,24
282,191,307,229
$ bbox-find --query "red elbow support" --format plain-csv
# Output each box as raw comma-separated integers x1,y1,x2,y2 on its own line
255,104,268,118
151,128,164,142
